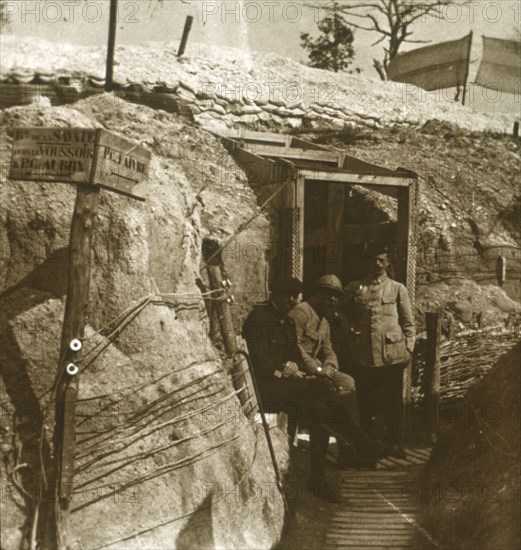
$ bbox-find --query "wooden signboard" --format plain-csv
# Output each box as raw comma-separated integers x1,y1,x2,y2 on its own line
9,127,151,200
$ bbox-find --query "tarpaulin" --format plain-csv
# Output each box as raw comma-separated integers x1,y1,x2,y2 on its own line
475,36,521,94
387,34,472,91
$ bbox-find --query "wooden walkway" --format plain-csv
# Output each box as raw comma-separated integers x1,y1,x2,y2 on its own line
326,448,436,550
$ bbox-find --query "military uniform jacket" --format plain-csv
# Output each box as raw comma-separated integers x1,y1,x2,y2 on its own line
287,301,339,375
343,274,415,368
241,302,297,382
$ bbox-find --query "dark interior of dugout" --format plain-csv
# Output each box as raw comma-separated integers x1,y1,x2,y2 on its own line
302,180,401,298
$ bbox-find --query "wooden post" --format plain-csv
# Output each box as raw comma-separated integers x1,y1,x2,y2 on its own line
177,16,194,57
9,126,150,548
203,243,249,410
496,255,506,286
424,312,441,443
476,311,483,329
53,185,100,546
461,31,473,107
105,0,118,91
514,122,519,138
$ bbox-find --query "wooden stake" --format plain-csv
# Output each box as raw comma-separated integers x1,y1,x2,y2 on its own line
423,312,441,443
203,241,249,410
53,185,100,546
177,16,194,57
105,0,118,91
461,31,473,107
206,265,249,410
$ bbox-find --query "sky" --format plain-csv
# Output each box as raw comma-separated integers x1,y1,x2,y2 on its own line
3,0,520,110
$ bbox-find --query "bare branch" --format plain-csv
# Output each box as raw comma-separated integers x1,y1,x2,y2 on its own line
314,0,471,78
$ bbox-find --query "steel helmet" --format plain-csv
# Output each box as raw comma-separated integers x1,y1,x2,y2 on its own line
315,274,343,294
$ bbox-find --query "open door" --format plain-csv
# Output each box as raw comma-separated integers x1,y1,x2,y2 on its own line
303,180,403,293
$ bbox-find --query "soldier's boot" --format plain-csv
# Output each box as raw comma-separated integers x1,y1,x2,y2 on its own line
322,417,397,462
307,425,341,503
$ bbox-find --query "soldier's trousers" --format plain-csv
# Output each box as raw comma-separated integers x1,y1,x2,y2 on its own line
353,363,406,444
258,375,361,481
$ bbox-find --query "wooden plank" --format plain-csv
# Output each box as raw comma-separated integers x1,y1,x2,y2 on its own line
246,144,340,164
301,169,410,188
329,530,413,536
291,137,331,151
8,127,151,200
221,137,295,186
340,503,420,511
327,538,413,544
342,153,402,176
406,448,431,460
402,453,425,465
328,541,414,544
330,526,414,532
218,129,290,145
327,546,414,550
327,542,414,549
328,532,413,538
9,127,96,184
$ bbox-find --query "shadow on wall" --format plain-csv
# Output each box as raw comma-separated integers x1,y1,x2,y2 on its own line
175,494,214,549
1,247,69,300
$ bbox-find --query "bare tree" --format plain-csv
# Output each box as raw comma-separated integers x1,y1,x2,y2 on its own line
310,0,469,80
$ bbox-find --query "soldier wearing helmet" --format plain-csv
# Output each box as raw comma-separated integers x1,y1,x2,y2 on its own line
287,274,344,380
287,274,395,475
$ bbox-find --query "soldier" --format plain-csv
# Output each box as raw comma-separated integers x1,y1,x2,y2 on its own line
242,276,340,501
342,245,415,448
242,276,395,502
287,274,395,469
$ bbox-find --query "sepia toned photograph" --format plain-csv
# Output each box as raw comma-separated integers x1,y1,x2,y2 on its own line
0,1,519,549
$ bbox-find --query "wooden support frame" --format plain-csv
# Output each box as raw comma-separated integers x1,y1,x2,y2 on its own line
280,174,305,280
245,144,340,165
301,169,412,188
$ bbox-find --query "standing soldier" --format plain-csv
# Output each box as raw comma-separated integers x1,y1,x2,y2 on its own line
342,245,415,448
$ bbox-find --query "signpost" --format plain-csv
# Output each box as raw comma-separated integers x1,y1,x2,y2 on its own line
9,127,150,200
9,127,151,548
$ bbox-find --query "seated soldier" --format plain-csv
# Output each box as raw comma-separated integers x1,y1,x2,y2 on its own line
242,276,395,502
287,274,396,468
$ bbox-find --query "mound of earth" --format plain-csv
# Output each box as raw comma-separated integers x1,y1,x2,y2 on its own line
420,342,521,549
0,95,287,549
1,35,518,133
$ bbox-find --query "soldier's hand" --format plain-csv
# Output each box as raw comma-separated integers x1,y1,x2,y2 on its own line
321,364,337,380
282,361,303,378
